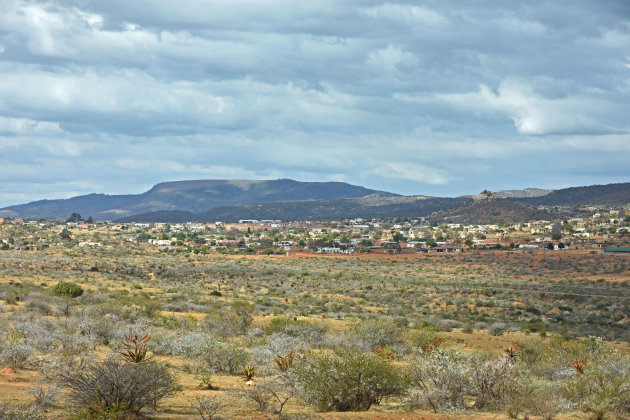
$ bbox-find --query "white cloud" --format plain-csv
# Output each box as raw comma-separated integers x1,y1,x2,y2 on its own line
435,80,620,135
0,116,62,136
367,45,418,72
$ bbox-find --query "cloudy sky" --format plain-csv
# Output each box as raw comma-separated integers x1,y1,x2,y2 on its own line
0,0,629,206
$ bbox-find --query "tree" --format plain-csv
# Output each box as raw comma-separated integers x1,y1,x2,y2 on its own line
552,231,562,241
66,213,83,223
392,232,404,242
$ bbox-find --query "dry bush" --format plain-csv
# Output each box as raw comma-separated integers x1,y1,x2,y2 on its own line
189,395,229,420
351,318,405,353
238,384,272,412
57,359,179,414
28,383,59,409
407,348,471,412
0,404,43,420
0,343,34,369
204,300,254,337
468,352,514,409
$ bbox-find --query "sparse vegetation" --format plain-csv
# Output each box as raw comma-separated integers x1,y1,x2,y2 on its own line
0,218,628,418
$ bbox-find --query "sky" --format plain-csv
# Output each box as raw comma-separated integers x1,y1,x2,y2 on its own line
0,0,629,207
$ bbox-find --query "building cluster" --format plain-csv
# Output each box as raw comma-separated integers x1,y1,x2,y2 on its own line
1,210,629,255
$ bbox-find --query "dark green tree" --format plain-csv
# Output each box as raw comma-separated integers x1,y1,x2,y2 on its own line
66,213,83,223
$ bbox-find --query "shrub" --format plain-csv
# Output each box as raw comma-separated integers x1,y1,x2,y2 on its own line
101,295,161,319
0,343,34,369
406,326,439,353
238,384,272,412
408,348,471,412
489,322,508,336
293,350,408,411
351,318,405,352
468,352,514,409
264,316,310,335
565,350,630,418
67,402,128,420
0,404,43,420
76,315,118,346
189,395,228,420
210,343,248,375
28,383,58,409
50,282,83,298
204,301,254,337
57,359,179,414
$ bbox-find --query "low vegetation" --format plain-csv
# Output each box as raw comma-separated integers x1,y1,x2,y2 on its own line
0,218,628,418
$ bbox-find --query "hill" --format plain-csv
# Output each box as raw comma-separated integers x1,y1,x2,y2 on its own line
496,188,553,198
0,179,396,220
508,182,630,207
114,195,467,222
428,190,558,224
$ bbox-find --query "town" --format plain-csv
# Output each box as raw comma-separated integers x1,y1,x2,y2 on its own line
2,210,629,256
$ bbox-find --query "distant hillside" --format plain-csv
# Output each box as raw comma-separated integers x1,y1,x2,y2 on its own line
3,180,627,222
0,179,396,220
428,191,558,224
508,182,630,207
115,195,467,222
496,188,553,198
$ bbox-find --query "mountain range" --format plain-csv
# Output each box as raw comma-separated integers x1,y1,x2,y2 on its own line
0,180,628,223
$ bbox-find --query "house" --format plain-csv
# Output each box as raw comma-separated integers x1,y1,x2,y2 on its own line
406,241,426,248
317,247,354,254
429,245,462,253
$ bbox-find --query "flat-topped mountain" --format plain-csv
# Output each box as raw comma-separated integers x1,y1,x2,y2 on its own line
115,194,467,222
0,179,397,220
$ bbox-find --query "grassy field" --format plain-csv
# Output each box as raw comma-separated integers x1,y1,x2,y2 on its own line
0,246,629,419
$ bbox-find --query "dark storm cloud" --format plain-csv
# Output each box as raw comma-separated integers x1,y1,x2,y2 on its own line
0,0,628,206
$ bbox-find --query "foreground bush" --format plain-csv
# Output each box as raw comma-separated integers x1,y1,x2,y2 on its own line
57,359,178,414
408,348,472,411
565,350,630,418
50,282,83,298
293,350,408,411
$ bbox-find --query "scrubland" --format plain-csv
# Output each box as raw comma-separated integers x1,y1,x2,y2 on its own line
0,245,629,419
